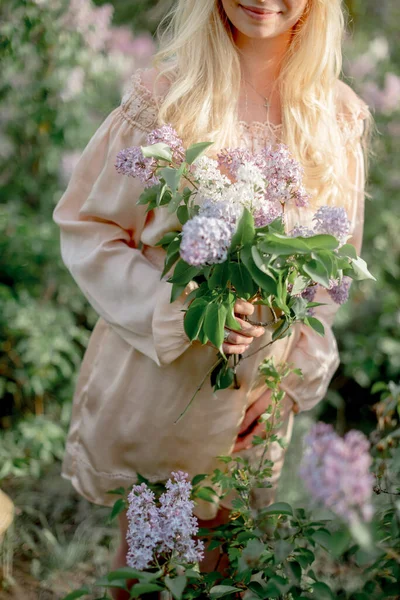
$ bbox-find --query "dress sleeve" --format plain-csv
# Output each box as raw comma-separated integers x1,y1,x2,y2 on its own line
52,82,192,367
280,110,367,413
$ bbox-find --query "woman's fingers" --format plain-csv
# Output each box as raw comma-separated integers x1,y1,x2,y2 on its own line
233,298,255,317
232,316,265,338
238,393,271,434
233,421,265,452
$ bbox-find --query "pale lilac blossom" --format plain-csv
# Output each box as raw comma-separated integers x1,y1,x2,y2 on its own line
217,148,255,177
290,225,314,238
300,423,374,524
126,473,203,569
327,276,352,305
126,484,161,570
115,146,159,187
158,472,205,563
147,125,185,163
199,198,243,231
312,206,350,245
180,215,232,266
253,202,283,228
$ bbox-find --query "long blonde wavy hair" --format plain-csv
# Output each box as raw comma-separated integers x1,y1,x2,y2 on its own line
152,0,372,209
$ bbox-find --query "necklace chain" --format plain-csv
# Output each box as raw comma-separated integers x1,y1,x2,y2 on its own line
244,78,270,110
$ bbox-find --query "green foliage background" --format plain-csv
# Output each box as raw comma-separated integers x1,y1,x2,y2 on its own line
0,0,399,477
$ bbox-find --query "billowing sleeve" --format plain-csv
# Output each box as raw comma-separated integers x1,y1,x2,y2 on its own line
52,96,192,367
280,111,367,413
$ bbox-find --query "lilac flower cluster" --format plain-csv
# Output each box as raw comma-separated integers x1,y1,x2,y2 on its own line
147,124,185,164
313,206,351,245
327,276,352,305
115,146,159,187
180,215,232,266
115,125,185,187
126,471,204,570
299,422,374,525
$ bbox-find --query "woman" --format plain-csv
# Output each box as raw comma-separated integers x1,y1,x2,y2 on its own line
53,0,370,586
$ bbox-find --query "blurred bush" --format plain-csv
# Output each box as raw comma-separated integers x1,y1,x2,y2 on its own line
0,0,399,478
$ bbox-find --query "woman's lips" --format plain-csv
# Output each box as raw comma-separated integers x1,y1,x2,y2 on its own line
239,4,280,20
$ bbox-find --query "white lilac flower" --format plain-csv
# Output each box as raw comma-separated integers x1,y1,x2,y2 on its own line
236,161,266,192
158,472,204,564
299,423,374,525
327,276,352,305
146,125,185,164
312,206,351,245
115,146,159,187
199,198,243,231
192,156,230,199
126,483,161,570
180,215,232,266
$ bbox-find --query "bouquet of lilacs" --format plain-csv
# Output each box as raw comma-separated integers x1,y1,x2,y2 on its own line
116,125,374,416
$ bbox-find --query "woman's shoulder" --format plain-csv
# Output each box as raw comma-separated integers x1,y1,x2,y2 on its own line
335,80,370,142
119,67,171,133
335,80,369,122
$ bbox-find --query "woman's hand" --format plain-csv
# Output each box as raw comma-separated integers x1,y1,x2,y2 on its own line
218,298,265,355
233,389,299,452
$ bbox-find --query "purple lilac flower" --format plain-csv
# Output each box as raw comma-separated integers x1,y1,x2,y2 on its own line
146,125,185,163
253,201,283,228
302,285,317,303
327,276,352,305
180,215,232,266
299,422,374,524
126,483,161,570
312,206,351,245
217,148,255,178
289,225,314,238
257,144,310,207
158,472,204,564
115,146,159,187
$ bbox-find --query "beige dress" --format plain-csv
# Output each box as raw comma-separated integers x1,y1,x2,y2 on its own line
53,70,367,519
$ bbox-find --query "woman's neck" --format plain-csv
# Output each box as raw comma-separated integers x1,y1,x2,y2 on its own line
234,30,291,91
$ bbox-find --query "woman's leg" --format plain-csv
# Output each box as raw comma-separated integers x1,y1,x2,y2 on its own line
196,505,231,576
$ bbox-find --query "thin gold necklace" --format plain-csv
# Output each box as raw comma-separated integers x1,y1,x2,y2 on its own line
244,78,270,112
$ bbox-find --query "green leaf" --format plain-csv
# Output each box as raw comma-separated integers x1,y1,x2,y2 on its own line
155,231,180,247
261,502,293,516
285,560,302,584
230,208,255,250
312,250,335,278
186,141,214,164
137,185,159,206
170,283,187,303
241,245,277,295
169,259,199,285
224,293,241,331
168,191,183,214
177,204,189,225
272,319,290,341
195,486,219,503
302,259,330,287
215,366,235,391
141,142,173,162
310,582,335,600
210,585,242,598
165,575,187,600
337,243,357,259
349,256,376,281
191,474,208,486
291,275,309,295
106,487,126,496
161,237,182,278
306,234,338,251
208,262,229,290
260,233,310,255
304,316,325,336
130,583,163,598
310,529,332,550
62,589,90,600
159,166,182,192
106,567,141,581
229,262,254,299
108,498,127,523
184,299,208,341
204,303,227,350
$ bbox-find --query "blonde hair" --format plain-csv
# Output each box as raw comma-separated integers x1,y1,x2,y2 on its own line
153,0,373,209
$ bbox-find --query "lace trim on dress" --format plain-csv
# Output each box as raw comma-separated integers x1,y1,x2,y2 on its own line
119,68,367,142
